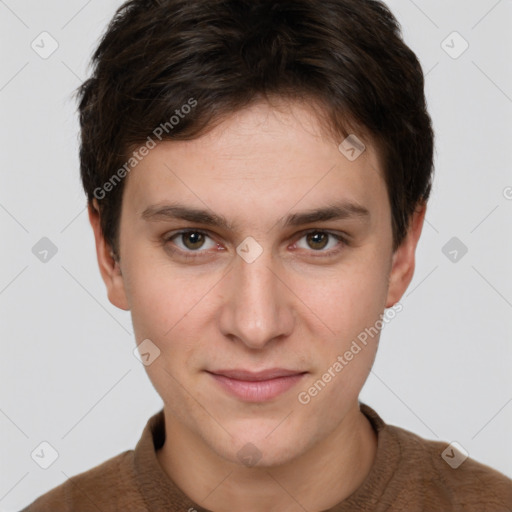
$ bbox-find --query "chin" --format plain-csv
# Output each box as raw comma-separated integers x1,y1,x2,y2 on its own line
213,426,309,469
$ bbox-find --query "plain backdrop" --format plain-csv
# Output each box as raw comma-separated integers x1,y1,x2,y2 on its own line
1,0,511,510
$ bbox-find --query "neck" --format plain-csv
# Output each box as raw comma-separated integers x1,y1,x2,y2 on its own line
156,404,378,512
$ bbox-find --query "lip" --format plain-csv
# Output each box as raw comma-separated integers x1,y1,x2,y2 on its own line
210,368,305,381
206,368,307,402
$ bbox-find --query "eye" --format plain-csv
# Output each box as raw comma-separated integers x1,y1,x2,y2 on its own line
293,230,347,254
164,230,218,253
162,228,348,260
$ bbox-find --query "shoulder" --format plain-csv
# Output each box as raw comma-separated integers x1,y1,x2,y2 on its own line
388,423,512,508
20,449,145,512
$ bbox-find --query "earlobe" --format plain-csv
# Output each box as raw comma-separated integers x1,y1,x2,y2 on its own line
88,200,130,311
385,202,427,308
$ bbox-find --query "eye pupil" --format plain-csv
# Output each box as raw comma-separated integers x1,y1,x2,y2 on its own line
307,232,328,250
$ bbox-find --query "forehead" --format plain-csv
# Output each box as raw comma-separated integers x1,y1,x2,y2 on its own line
122,100,388,224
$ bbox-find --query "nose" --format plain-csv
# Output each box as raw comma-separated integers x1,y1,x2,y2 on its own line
218,249,295,350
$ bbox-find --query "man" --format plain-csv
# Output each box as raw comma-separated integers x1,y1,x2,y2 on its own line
22,0,512,510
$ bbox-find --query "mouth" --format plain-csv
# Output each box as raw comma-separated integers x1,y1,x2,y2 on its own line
206,368,308,402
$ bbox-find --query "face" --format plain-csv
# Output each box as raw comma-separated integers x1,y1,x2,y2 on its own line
91,99,424,467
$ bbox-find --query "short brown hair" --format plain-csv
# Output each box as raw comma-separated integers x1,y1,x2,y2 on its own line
76,0,435,260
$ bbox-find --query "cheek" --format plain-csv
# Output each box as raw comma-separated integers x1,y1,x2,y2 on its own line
124,260,219,366
122,241,195,332
125,271,173,341
303,258,390,344
126,267,205,403
295,264,387,413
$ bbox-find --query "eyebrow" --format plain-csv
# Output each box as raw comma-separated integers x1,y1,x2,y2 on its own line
141,200,370,230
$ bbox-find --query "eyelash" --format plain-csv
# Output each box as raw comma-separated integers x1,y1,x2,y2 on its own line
161,229,349,260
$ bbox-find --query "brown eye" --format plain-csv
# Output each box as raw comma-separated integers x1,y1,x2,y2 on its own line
181,231,206,250
294,230,347,255
165,230,217,253
306,232,329,250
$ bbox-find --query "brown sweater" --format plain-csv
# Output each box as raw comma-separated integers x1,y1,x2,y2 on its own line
21,403,512,511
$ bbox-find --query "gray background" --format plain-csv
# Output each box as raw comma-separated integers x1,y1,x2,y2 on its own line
1,0,511,509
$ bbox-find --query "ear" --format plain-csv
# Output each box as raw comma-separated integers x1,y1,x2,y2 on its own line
88,199,130,311
385,202,427,308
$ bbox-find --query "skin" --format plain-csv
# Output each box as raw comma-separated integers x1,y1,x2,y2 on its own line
89,99,426,512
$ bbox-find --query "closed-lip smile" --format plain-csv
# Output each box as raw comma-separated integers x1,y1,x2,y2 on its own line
206,368,307,402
